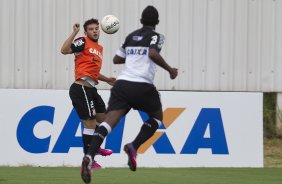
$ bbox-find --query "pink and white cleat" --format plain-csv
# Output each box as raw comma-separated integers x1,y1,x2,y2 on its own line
91,161,102,169
97,148,113,156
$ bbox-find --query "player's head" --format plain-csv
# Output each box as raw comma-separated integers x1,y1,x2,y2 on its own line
83,18,100,42
140,6,159,28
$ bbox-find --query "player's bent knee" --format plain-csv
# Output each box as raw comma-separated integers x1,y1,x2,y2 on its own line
146,118,162,129
82,119,97,129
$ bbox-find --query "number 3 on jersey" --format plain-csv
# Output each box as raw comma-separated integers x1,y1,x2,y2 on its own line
150,35,158,45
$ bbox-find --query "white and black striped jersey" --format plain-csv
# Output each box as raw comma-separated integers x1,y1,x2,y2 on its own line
116,27,164,84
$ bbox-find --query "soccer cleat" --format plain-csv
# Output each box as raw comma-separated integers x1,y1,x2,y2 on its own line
80,155,92,184
91,161,102,169
97,148,113,156
123,143,137,171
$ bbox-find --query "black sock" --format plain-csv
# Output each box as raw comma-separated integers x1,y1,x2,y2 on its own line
82,128,95,154
82,134,93,154
87,125,109,159
132,118,160,150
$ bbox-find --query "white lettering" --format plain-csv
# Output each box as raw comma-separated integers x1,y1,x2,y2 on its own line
73,39,84,47
89,48,103,59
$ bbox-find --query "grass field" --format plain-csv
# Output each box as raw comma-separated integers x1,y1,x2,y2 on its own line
1,139,282,184
0,167,281,184
264,139,282,167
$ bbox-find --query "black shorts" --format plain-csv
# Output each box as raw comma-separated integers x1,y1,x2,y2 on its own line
69,83,106,120
107,80,162,113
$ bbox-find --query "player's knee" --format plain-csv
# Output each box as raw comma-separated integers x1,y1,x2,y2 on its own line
82,119,96,129
145,117,162,129
148,109,163,121
95,113,106,124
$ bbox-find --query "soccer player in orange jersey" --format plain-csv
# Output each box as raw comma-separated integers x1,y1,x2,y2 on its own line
60,19,114,171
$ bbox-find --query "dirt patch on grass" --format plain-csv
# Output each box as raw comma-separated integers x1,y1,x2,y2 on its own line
264,139,282,167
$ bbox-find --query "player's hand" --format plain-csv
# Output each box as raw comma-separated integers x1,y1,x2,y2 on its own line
73,23,80,33
107,77,116,86
169,68,178,79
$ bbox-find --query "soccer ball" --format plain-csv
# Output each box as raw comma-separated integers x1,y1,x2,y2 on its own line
101,15,120,34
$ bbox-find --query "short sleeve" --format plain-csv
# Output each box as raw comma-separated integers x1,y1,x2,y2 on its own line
116,44,126,58
115,36,129,58
149,34,165,52
71,37,86,53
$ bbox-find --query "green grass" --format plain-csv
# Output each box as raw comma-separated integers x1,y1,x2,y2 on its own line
0,167,281,184
0,140,281,184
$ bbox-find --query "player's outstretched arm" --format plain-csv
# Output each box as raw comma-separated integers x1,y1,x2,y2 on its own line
61,23,80,55
98,73,116,86
148,48,178,79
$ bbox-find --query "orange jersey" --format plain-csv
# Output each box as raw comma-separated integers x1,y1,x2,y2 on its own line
71,36,103,83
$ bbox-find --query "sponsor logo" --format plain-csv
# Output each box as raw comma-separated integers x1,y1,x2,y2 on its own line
106,21,119,30
132,36,143,41
89,48,102,59
73,39,84,47
126,48,147,55
17,106,229,154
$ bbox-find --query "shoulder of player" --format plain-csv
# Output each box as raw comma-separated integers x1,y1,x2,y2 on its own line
125,27,145,38
125,30,138,40
72,37,86,47
150,31,165,43
150,30,163,37
74,37,86,42
97,43,103,50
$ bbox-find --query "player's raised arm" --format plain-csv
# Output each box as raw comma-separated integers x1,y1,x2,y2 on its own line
60,23,80,55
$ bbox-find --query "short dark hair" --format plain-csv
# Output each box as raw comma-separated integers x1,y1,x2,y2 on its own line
83,18,99,32
140,6,159,26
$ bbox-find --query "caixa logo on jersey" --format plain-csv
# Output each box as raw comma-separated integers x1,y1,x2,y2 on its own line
16,106,229,154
